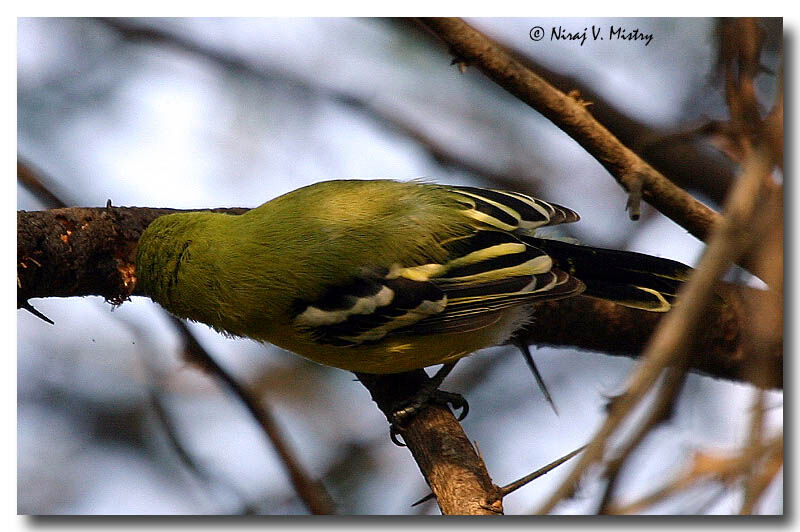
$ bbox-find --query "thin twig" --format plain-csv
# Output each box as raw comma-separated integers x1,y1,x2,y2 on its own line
536,140,778,514
719,18,765,155
740,389,766,514
596,363,690,514
17,158,335,515
18,158,69,209
172,317,336,515
389,18,739,204
608,435,782,515
535,50,782,510
144,383,260,514
93,17,540,196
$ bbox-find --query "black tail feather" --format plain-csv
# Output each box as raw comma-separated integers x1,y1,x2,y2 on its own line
524,237,692,312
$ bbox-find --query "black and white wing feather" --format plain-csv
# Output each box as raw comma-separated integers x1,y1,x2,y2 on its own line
448,186,579,231
291,185,585,347
291,227,583,347
293,270,448,346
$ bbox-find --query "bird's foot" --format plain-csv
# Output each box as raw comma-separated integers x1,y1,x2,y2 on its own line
389,389,469,446
388,362,469,446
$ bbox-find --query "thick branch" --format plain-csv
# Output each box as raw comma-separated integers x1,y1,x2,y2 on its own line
17,206,776,389
17,206,247,305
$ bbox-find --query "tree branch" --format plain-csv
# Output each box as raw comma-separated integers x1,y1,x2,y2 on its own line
17,202,774,515
20,18,781,515
517,285,780,390
356,371,503,515
17,206,247,305
389,19,738,205
92,18,541,197
416,19,722,248
17,163,335,515
172,316,336,514
536,138,780,514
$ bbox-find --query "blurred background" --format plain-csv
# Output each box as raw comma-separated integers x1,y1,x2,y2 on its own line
17,17,783,514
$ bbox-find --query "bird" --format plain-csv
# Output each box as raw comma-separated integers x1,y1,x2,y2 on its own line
135,179,690,413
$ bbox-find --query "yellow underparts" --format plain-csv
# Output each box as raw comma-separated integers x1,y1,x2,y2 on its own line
266,307,527,374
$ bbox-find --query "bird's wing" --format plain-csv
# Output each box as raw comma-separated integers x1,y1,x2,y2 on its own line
447,185,579,231
290,186,585,347
291,267,448,347
291,228,584,347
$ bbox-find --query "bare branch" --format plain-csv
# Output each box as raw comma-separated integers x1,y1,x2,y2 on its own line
608,435,782,515
18,159,69,209
417,18,721,245
389,18,737,204
596,364,690,514
172,317,336,514
93,17,542,196
356,371,503,515
517,283,779,390
17,164,334,515
536,139,780,514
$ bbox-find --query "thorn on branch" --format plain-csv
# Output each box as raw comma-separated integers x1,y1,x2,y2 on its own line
625,177,643,220
513,339,559,415
410,492,433,507
390,425,407,447
19,299,55,325
450,55,470,73
500,444,586,497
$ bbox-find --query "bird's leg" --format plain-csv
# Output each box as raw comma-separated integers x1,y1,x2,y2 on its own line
390,362,468,422
389,362,469,445
513,339,559,416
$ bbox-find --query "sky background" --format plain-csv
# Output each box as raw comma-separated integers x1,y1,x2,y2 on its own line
17,17,783,515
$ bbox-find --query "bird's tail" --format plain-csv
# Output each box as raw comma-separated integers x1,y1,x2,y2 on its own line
525,237,692,312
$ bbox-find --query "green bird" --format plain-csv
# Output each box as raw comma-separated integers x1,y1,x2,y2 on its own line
136,179,690,378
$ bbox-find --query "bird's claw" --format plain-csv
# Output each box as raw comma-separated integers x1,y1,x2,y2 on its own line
388,389,470,446
433,390,469,421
